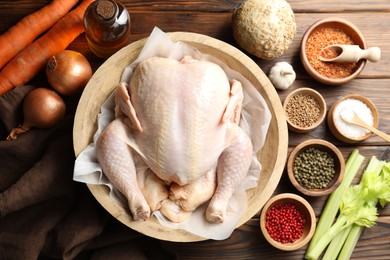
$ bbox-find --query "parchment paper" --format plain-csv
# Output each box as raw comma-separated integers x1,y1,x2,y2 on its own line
74,27,271,240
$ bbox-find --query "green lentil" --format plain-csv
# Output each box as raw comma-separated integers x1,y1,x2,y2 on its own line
293,147,336,189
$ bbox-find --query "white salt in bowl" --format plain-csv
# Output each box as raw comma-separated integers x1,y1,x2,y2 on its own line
327,94,379,143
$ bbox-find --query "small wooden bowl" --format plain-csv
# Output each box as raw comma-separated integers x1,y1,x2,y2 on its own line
283,87,327,133
287,139,345,196
300,17,367,85
260,193,316,251
327,94,379,143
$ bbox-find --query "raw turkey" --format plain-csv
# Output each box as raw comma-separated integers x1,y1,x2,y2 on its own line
96,55,253,223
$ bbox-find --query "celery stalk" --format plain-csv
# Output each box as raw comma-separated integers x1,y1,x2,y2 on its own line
322,225,352,260
307,155,387,260
306,215,351,260
337,157,387,260
364,156,385,180
305,149,365,259
338,224,364,260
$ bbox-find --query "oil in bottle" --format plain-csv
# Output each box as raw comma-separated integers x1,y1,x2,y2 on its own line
84,0,131,59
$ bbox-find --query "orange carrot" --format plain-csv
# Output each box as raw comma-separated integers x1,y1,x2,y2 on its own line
0,0,95,96
0,0,79,70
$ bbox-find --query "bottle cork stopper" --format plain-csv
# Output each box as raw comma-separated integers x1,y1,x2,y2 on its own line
96,0,115,20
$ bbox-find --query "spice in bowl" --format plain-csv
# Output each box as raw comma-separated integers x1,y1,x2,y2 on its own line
293,147,336,190
265,202,306,244
260,193,316,251
300,17,367,85
328,94,379,143
285,93,320,128
283,87,327,133
306,27,357,79
287,139,345,197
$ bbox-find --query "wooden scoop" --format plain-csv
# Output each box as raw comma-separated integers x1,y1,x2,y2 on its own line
340,109,390,142
319,45,381,63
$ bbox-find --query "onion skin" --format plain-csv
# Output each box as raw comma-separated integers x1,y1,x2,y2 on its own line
46,50,92,96
6,88,66,140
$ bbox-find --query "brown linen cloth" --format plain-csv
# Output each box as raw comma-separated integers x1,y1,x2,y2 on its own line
0,86,173,259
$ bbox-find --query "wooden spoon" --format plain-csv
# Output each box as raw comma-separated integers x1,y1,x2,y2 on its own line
319,45,381,63
340,109,390,142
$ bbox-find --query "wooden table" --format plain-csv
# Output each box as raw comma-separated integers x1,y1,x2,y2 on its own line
1,1,389,259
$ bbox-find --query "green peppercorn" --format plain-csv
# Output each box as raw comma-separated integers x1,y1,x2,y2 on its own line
293,147,336,189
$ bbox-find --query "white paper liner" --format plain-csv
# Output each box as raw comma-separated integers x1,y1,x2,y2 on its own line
74,27,271,240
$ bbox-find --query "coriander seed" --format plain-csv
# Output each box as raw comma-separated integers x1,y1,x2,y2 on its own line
285,93,321,128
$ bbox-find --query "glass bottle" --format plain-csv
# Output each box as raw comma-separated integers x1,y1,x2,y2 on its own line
84,0,131,59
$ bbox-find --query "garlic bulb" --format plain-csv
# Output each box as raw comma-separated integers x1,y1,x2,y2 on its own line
268,62,296,90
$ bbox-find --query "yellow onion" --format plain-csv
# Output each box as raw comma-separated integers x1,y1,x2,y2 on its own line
6,88,66,140
46,50,92,96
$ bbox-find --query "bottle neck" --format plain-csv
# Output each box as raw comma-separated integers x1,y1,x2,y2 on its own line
94,0,119,24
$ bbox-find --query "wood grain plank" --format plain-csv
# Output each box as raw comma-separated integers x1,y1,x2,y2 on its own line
162,218,390,259
127,12,234,40
123,0,242,12
289,0,390,12
125,0,390,13
4,0,387,14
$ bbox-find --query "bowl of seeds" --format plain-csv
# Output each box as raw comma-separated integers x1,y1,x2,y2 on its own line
260,193,316,251
283,87,327,133
287,139,345,197
300,17,367,85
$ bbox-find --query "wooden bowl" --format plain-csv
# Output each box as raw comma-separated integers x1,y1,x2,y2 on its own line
260,193,316,251
73,32,288,242
327,94,379,143
283,87,327,133
287,139,345,196
300,17,367,85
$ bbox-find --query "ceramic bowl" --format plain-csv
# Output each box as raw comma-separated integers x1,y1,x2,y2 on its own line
287,139,345,197
283,87,327,133
300,17,367,85
260,193,316,251
327,94,379,143
73,32,288,242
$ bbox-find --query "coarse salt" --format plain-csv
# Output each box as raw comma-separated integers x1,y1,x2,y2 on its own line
333,98,373,139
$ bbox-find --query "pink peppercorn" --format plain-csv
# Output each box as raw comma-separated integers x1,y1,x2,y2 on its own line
265,203,306,244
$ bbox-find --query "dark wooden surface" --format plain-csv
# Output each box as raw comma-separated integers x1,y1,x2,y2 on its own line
0,1,389,259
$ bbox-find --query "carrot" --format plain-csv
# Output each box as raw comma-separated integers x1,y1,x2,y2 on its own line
0,0,95,96
0,0,79,70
